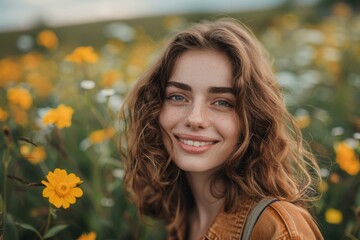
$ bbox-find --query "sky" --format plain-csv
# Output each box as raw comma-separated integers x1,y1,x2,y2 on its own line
0,0,318,33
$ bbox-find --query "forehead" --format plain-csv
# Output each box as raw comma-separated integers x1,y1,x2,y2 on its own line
170,49,233,87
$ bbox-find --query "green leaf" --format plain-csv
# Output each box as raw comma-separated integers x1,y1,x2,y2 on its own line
44,224,68,239
15,222,42,238
5,214,19,240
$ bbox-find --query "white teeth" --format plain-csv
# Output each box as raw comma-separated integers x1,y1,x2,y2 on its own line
180,138,214,147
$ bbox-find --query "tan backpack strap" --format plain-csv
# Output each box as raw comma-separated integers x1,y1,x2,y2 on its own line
241,198,278,240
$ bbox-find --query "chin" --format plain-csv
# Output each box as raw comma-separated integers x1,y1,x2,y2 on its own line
173,159,221,174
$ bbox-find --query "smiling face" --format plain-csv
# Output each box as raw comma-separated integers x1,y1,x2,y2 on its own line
159,49,241,174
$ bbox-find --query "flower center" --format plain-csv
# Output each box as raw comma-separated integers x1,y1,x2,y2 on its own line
55,182,71,197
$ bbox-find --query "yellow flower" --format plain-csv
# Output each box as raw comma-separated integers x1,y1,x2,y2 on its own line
101,70,122,87
26,72,53,97
20,145,31,155
335,142,360,175
42,104,74,129
329,173,340,183
317,181,328,193
7,87,33,110
37,30,59,50
0,108,8,121
325,208,343,224
41,168,83,209
0,58,22,86
88,128,115,144
65,46,98,64
20,52,43,70
10,106,28,126
295,115,311,129
77,231,96,240
20,145,46,164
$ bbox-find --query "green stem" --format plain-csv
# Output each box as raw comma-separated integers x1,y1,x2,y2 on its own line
92,154,102,214
2,146,10,233
39,162,50,175
106,96,113,117
345,232,358,240
93,151,99,188
81,63,89,80
43,202,52,238
84,90,107,128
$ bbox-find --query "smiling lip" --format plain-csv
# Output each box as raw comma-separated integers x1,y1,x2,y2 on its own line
174,134,218,154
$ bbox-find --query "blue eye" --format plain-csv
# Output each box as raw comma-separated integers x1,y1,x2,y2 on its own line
214,100,233,108
169,95,186,102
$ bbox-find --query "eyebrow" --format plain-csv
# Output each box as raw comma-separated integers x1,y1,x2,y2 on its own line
166,81,235,95
167,81,191,91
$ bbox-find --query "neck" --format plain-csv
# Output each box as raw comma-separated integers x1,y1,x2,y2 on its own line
186,171,225,238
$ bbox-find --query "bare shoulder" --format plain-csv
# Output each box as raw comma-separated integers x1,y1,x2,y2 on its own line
250,201,324,240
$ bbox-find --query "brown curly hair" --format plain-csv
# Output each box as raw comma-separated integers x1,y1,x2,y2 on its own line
120,18,320,235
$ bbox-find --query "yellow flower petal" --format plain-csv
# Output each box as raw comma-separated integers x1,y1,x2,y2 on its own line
37,30,59,50
43,109,57,124
46,172,58,187
65,195,76,204
67,173,81,185
62,200,70,209
54,168,67,179
77,231,97,240
295,115,311,129
41,180,52,188
50,194,62,208
42,104,74,129
325,208,343,224
21,146,46,164
335,142,360,175
71,188,83,198
0,108,8,121
88,128,115,144
42,168,83,209
7,87,33,110
42,188,55,198
0,58,22,85
65,46,98,64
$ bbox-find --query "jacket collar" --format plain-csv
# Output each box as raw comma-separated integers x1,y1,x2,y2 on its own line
202,196,255,239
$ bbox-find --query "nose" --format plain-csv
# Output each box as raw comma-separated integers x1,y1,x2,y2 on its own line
185,101,210,129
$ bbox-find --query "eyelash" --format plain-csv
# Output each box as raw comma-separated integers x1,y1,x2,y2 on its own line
213,100,233,108
166,94,234,108
167,94,187,102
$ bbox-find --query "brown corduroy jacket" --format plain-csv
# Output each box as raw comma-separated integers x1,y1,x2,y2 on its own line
170,196,323,240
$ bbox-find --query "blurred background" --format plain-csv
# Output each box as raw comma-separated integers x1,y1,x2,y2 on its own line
1,0,360,239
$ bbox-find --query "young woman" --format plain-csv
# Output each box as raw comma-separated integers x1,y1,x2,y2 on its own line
120,18,323,239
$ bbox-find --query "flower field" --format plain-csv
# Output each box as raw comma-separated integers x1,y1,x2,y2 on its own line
1,2,360,239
